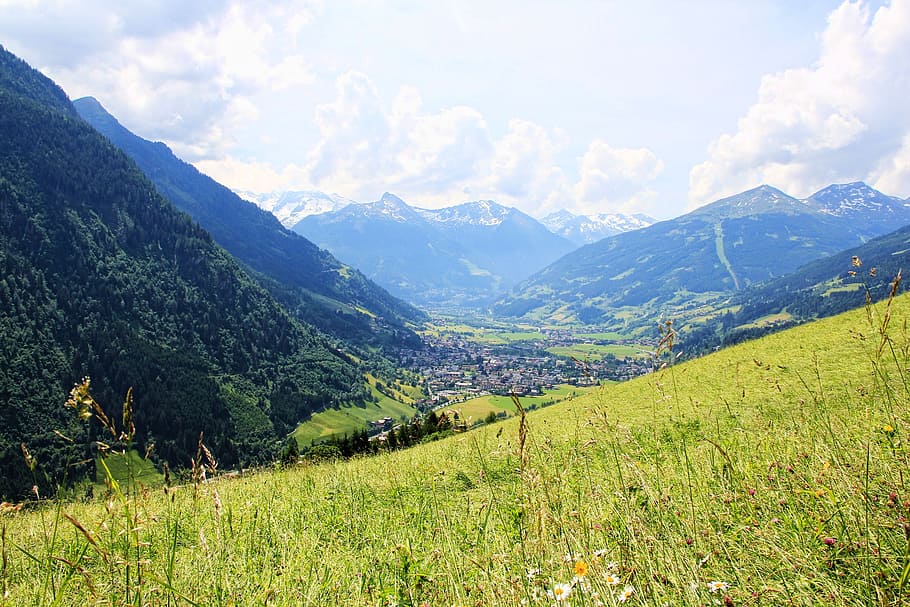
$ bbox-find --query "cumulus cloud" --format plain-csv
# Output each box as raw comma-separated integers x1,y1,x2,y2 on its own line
689,0,910,207
488,119,570,215
574,140,664,214
299,72,493,202
1,0,319,159
1,1,667,215
205,69,662,215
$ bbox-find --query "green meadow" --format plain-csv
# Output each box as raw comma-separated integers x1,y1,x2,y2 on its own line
547,343,647,361
441,384,596,424
4,291,910,606
291,374,421,445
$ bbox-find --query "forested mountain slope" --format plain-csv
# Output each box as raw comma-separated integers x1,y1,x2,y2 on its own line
0,46,367,498
74,97,425,349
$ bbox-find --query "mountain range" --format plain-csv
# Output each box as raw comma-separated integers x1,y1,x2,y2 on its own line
74,97,425,349
293,194,577,308
495,183,910,330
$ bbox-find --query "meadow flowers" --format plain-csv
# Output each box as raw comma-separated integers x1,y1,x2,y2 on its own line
574,560,589,578
706,580,729,593
551,582,573,602
617,585,635,602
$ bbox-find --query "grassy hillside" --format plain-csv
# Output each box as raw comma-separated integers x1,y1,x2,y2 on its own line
444,384,596,423
5,291,910,605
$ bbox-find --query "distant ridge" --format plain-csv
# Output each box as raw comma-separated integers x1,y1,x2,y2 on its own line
540,209,654,245
237,190,355,227
294,194,576,308
495,182,910,329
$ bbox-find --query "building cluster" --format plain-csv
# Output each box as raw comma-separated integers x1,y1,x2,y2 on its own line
398,326,653,408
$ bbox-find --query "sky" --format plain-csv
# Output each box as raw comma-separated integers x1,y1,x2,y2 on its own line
1,0,908,220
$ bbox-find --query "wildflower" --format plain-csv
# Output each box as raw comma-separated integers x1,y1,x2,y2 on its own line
574,560,589,578
527,567,541,582
592,548,609,559
706,580,729,593
852,255,862,267
603,572,621,586
617,585,635,602
551,582,573,602
823,537,837,546
884,424,895,434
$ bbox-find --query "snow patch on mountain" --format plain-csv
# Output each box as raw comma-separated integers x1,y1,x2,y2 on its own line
541,210,654,244
804,182,910,217
417,200,511,227
237,190,355,227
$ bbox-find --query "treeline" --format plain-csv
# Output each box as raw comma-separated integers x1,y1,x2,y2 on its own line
303,410,456,461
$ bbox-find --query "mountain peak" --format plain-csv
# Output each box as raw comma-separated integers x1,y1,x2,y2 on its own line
380,192,407,205
805,181,907,217
693,185,804,218
238,190,354,227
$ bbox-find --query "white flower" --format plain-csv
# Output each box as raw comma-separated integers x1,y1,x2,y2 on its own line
617,584,635,602
706,580,729,593
551,582,573,602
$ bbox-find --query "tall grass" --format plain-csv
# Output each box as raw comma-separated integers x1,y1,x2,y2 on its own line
3,286,910,605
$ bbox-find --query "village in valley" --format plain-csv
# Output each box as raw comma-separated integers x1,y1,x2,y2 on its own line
398,321,655,411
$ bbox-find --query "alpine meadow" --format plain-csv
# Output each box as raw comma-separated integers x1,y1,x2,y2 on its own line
3,2,910,606
4,272,910,606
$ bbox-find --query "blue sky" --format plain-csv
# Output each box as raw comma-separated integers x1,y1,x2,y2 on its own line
2,0,907,219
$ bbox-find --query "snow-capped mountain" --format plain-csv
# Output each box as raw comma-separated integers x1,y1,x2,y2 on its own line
417,200,512,227
293,193,575,308
237,190,356,228
540,209,655,245
804,182,910,217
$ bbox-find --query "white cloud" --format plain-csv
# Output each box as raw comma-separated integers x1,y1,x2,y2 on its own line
574,140,664,214
488,119,570,214
204,70,662,215
1,1,319,159
689,0,910,208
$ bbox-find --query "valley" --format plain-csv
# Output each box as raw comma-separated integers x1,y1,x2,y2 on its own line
3,17,910,605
